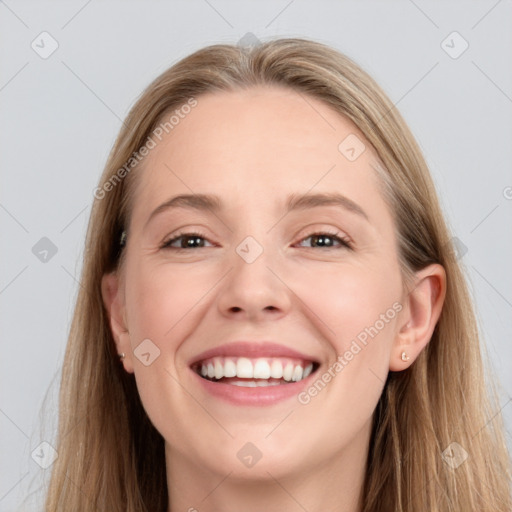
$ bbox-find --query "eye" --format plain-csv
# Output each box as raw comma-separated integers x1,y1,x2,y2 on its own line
295,231,352,250
160,231,214,250
160,230,352,251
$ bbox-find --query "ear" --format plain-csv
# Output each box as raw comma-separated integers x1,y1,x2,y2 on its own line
101,272,134,373
389,263,446,371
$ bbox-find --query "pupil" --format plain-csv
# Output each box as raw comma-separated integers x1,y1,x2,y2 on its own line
184,236,203,248
313,235,333,247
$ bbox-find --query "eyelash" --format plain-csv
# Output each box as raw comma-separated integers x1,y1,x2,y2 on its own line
160,230,353,251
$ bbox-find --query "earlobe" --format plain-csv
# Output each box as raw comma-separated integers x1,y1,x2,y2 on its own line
101,272,134,373
389,263,446,371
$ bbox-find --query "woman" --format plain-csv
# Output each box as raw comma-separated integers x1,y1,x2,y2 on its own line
45,38,512,511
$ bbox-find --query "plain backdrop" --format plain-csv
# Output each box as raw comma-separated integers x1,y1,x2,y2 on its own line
1,1,511,510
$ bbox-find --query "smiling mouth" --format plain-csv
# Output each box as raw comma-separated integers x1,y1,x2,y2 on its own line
192,356,320,387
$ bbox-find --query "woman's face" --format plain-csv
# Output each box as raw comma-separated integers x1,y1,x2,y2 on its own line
109,86,411,481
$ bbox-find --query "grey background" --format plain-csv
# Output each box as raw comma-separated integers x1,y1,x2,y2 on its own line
1,1,511,510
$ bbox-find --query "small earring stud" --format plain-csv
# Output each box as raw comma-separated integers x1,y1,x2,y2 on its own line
118,353,125,360
401,351,410,362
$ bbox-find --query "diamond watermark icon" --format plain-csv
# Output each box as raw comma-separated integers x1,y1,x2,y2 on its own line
338,134,366,162
442,442,468,469
32,237,58,263
236,236,263,264
31,441,58,469
441,31,469,59
237,442,263,468
134,338,161,366
31,31,59,59
447,236,468,260
238,32,260,48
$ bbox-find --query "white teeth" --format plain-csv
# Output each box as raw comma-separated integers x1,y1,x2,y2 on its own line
253,359,271,379
282,362,294,381
303,363,313,378
292,365,303,382
231,380,283,387
236,357,253,378
196,356,316,383
270,360,283,379
232,380,257,387
214,359,223,380
224,358,237,378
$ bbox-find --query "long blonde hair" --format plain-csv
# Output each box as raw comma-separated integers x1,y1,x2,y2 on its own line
45,37,512,511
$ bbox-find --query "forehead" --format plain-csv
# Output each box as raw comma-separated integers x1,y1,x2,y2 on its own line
145,85,368,172
130,85,390,228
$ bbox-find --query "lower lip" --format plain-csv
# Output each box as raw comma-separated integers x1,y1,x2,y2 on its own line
190,368,317,406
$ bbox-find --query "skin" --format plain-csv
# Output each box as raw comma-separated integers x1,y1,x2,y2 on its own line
102,85,446,512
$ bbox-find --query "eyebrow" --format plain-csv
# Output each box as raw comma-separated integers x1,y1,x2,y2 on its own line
145,191,369,227
285,192,369,221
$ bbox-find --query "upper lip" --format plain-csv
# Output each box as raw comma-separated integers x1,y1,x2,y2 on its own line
189,341,320,366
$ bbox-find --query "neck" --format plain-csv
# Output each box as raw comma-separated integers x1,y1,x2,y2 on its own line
165,420,371,512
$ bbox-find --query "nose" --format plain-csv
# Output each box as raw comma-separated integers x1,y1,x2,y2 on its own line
216,243,292,322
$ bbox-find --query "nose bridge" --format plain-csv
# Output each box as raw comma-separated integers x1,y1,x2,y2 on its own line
235,234,267,266
216,231,291,319
231,232,277,294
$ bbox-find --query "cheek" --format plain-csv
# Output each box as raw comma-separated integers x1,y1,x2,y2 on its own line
124,260,211,342
122,261,216,444
291,261,402,349
303,263,400,390
289,261,402,410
